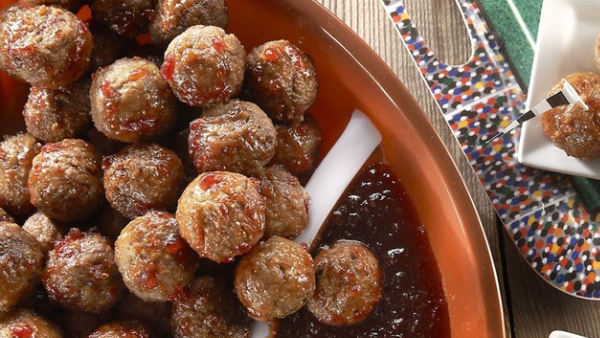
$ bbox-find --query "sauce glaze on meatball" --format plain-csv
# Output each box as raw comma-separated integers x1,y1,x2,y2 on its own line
176,171,265,263
161,25,246,107
28,139,104,222
0,5,92,88
43,228,125,313
115,211,199,302
0,222,44,312
307,241,382,326
234,236,315,321
90,57,177,143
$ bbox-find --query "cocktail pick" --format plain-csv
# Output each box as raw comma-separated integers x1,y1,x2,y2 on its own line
251,109,382,338
484,79,588,144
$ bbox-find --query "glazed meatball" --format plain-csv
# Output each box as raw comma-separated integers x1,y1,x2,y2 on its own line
0,5,92,88
0,208,14,223
90,57,177,143
115,211,199,302
96,205,130,240
162,25,246,107
103,143,185,219
87,321,152,338
0,309,62,338
244,40,318,122
0,222,44,312
541,72,600,159
171,276,250,338
19,0,86,12
23,77,92,143
188,100,276,175
22,211,68,254
88,23,130,72
0,133,42,216
270,115,322,183
28,139,104,222
91,0,155,37
176,171,265,263
150,0,228,46
116,292,172,337
43,228,125,313
308,241,382,326
257,166,309,239
234,236,315,321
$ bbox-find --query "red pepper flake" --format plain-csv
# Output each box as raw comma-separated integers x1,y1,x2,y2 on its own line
212,37,225,53
161,55,176,81
199,173,222,190
10,324,34,338
263,48,279,62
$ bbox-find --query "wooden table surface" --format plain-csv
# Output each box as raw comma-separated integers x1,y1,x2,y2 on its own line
314,1,600,338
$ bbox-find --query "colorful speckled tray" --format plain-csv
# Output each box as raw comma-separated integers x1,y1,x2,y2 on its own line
381,0,600,299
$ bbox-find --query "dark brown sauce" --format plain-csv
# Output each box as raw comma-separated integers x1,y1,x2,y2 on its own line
274,162,450,338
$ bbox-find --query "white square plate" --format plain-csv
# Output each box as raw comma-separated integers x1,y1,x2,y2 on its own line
517,0,600,179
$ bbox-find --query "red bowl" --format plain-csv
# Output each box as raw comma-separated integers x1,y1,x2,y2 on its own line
0,1,505,337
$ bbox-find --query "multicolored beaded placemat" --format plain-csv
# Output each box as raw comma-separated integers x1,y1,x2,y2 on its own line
381,0,600,299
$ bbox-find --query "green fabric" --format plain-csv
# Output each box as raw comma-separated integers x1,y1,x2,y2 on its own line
479,0,600,215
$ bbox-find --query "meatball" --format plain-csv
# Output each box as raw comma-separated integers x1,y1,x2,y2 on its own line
188,100,276,175
171,276,250,338
116,292,172,337
0,133,42,216
161,25,246,107
103,143,185,219
88,22,130,72
150,0,228,47
0,222,44,312
28,139,104,222
23,77,92,143
0,309,62,338
244,40,318,122
0,5,92,88
19,0,86,12
307,241,382,326
541,72,600,159
176,171,265,263
43,228,125,313
90,57,177,143
234,236,315,321
87,321,152,338
115,211,199,302
0,208,14,223
91,0,155,37
257,166,309,239
96,205,130,240
270,115,322,184
22,211,68,254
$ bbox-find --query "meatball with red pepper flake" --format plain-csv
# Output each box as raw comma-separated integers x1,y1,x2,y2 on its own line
0,222,44,313
90,57,178,143
23,77,92,143
87,321,152,338
0,5,92,88
161,25,246,107
171,276,250,338
270,115,322,184
188,99,276,175
176,171,265,263
115,211,199,303
256,165,309,240
43,228,125,313
234,236,315,321
90,0,155,38
103,143,185,219
150,0,228,47
0,309,62,338
244,40,318,123
28,139,104,222
308,241,382,326
0,133,42,216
